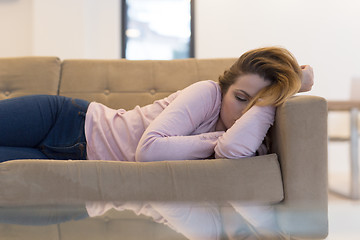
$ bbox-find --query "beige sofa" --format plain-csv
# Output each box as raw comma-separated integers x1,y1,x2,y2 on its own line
0,57,328,239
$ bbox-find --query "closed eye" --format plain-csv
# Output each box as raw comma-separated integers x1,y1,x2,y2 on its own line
234,89,252,102
235,95,248,102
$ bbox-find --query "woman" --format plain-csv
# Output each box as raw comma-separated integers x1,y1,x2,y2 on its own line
0,47,313,238
0,47,313,162
86,46,313,240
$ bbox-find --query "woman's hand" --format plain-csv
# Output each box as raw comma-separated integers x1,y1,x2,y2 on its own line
299,65,314,92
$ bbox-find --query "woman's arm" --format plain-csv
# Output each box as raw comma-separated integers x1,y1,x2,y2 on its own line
214,105,275,159
135,81,224,162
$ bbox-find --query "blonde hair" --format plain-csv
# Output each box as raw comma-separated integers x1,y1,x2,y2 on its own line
219,47,302,112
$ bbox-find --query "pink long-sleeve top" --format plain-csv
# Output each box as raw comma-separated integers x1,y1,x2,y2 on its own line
84,80,275,162
85,80,276,239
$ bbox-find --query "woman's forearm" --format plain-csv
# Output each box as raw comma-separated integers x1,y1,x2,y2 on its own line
135,131,223,162
214,105,275,159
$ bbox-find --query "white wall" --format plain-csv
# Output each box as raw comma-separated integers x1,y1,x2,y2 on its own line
195,0,360,100
82,0,120,59
0,0,33,57
1,0,360,99
32,0,120,59
32,0,85,58
0,0,120,59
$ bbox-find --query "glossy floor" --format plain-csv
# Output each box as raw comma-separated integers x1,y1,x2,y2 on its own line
327,174,360,240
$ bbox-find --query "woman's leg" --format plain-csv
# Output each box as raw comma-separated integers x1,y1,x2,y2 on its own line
0,95,89,161
39,97,89,160
0,95,60,148
0,205,89,226
0,147,47,163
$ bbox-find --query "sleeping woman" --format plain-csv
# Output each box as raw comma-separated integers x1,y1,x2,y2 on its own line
0,46,313,239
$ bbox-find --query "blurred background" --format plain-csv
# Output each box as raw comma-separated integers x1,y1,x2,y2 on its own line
1,0,360,238
1,0,360,100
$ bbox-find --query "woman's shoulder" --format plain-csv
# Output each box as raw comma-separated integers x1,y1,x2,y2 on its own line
184,80,221,98
179,80,222,114
189,80,219,89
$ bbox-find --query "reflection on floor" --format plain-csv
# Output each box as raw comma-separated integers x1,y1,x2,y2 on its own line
327,173,360,240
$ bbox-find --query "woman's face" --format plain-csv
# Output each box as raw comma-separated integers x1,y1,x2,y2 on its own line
217,74,271,131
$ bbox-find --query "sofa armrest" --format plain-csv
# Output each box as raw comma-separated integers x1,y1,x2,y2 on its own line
270,95,328,238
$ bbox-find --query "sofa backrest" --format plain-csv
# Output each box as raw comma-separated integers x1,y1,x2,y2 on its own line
59,58,236,110
0,57,61,100
0,56,236,109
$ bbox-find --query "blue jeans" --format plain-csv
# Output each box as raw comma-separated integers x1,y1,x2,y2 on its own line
0,95,90,225
0,95,89,162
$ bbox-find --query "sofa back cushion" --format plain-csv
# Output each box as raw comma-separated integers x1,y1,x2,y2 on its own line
0,57,61,100
59,58,236,110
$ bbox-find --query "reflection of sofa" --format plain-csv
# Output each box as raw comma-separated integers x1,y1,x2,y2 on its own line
0,57,328,239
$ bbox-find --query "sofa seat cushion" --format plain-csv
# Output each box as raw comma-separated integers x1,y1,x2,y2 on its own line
0,154,283,205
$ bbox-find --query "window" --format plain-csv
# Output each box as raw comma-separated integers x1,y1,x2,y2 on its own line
121,0,194,60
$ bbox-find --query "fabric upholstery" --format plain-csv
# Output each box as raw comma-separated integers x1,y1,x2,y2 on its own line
0,154,283,205
0,57,60,100
271,95,328,239
59,58,235,109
